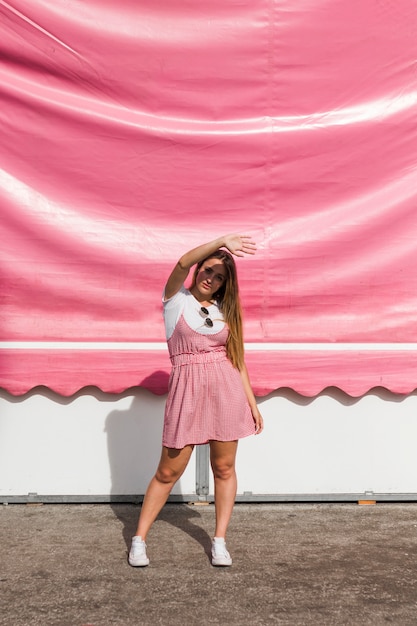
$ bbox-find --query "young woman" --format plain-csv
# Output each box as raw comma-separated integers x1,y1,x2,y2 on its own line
129,234,263,567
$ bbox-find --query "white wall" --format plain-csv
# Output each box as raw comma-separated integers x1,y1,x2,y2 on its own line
0,389,195,500
236,390,417,498
1,388,417,501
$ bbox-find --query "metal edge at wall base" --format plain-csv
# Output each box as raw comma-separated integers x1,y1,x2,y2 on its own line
3,493,417,505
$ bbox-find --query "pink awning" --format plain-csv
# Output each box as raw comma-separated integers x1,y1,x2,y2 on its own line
1,1,417,396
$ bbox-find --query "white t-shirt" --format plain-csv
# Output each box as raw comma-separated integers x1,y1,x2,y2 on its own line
163,286,225,340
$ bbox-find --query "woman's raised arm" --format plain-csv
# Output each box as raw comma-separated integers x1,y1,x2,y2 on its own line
164,234,256,300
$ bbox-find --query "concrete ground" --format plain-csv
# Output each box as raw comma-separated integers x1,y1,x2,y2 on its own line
1,502,417,625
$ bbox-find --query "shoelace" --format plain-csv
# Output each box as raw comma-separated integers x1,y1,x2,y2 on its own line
213,543,229,557
132,540,146,555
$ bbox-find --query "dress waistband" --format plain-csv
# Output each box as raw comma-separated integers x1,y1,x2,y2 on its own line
170,348,227,367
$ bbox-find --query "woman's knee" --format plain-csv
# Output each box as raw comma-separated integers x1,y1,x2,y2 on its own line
155,464,181,485
211,458,236,481
210,441,238,480
154,446,193,485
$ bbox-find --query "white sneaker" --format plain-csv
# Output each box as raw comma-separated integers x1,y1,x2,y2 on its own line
128,536,149,567
211,538,232,566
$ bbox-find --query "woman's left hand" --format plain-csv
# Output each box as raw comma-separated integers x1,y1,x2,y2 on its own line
252,407,264,435
223,234,257,257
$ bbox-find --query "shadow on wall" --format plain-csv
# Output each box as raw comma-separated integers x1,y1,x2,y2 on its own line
106,371,170,547
105,371,170,500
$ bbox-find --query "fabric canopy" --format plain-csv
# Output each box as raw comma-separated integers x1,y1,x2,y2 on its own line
1,0,417,396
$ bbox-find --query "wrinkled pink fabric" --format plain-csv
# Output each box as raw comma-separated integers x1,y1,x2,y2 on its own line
1,1,417,396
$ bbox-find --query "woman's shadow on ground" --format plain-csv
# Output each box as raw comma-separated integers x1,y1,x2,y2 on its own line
105,371,212,560
113,502,213,562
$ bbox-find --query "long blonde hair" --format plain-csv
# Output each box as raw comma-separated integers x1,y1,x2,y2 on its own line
190,250,244,370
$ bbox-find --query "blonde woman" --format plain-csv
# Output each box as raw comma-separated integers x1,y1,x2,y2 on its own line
129,234,263,567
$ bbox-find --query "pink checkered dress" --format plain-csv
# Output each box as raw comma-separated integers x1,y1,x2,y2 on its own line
162,314,256,449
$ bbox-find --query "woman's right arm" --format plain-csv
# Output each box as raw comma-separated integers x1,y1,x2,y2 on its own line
164,234,256,300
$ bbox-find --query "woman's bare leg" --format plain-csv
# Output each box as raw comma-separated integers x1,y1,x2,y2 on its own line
134,445,194,541
210,440,238,538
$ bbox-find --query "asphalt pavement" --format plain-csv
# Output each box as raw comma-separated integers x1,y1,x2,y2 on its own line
1,502,417,625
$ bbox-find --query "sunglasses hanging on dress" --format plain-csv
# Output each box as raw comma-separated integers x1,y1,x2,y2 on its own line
199,306,213,327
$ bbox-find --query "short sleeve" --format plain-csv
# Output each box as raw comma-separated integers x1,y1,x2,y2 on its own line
162,286,187,340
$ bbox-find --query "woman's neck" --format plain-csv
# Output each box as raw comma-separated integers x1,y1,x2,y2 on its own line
189,286,214,307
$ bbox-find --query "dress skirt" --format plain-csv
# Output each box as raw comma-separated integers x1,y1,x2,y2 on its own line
162,314,255,449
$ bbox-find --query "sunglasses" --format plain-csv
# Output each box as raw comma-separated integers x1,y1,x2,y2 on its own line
200,306,214,327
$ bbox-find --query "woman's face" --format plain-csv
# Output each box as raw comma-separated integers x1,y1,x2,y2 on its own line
193,258,227,301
